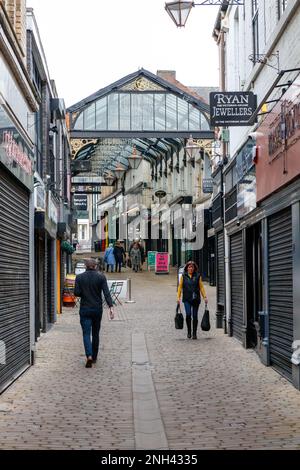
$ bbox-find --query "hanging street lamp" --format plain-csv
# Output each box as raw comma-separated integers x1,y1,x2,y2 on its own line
185,135,200,162
104,172,115,186
127,146,142,170
113,165,126,180
165,1,194,28
165,1,244,27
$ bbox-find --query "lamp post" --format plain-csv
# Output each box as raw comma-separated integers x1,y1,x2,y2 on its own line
185,135,200,163
113,165,126,180
165,1,244,27
127,145,142,170
104,172,115,187
113,165,126,196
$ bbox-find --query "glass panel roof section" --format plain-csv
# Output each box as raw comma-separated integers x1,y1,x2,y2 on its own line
73,91,209,132
74,137,183,175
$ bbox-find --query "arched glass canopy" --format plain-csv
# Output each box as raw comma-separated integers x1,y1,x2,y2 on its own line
73,92,210,133
68,69,214,175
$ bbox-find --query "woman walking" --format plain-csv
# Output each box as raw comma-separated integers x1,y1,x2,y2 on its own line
104,243,116,273
177,261,208,339
130,242,141,273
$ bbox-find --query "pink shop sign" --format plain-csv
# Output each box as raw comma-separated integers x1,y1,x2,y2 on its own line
155,252,169,275
1,131,33,175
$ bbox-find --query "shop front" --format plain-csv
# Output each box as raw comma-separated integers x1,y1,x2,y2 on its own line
256,75,300,388
0,104,34,392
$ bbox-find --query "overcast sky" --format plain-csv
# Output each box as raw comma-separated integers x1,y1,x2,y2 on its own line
26,0,219,107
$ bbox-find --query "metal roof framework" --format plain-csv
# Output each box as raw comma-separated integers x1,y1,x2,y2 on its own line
68,69,214,175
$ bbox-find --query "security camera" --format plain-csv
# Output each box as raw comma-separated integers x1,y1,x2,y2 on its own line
248,131,263,140
236,219,240,226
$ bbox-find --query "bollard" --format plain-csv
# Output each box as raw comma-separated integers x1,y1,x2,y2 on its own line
125,278,136,303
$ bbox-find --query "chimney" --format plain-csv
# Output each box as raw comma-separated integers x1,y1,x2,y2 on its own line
157,70,176,82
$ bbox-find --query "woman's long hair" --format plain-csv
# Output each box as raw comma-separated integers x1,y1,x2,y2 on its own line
184,260,199,273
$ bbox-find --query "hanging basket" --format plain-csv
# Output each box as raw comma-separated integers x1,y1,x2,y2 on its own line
61,241,75,255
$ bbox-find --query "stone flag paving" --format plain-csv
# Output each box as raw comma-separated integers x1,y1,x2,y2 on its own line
1,269,300,449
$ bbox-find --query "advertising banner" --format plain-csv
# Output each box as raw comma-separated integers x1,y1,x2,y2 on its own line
147,251,157,271
155,252,169,275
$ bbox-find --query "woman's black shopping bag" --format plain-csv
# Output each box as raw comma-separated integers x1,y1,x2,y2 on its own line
201,306,211,331
175,305,184,329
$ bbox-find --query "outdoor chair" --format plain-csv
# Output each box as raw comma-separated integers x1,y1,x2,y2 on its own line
111,281,123,306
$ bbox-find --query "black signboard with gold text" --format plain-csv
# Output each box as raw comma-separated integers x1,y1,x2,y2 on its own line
210,92,257,127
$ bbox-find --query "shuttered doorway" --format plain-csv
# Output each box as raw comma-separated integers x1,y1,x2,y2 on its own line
0,168,30,393
230,231,244,342
268,207,293,381
217,231,225,306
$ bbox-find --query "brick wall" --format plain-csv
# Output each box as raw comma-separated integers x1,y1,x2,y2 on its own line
1,0,26,57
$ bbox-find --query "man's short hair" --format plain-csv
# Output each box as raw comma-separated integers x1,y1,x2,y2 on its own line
85,258,97,270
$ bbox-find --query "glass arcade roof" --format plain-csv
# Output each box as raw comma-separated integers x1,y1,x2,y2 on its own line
73,92,210,133
68,69,214,175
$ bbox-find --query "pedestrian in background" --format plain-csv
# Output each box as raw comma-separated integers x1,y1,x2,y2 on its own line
113,240,125,273
177,261,208,339
139,241,145,271
74,258,114,368
104,243,115,273
130,242,141,273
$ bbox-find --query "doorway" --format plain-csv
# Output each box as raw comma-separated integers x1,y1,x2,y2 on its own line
246,222,263,348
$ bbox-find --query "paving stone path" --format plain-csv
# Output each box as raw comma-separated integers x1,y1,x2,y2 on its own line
1,268,300,449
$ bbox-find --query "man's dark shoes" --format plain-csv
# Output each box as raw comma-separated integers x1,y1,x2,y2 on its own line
92,358,97,364
85,357,93,368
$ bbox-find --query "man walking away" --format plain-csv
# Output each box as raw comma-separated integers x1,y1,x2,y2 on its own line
74,259,114,368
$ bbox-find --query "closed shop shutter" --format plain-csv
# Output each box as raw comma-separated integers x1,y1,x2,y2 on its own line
217,231,225,306
230,231,244,342
0,168,30,392
268,207,293,381
46,237,55,325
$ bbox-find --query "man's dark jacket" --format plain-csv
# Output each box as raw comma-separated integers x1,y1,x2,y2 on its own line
74,269,113,313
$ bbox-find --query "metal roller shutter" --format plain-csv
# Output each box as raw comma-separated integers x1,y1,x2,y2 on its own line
0,168,30,392
217,231,225,306
268,208,293,381
230,231,244,342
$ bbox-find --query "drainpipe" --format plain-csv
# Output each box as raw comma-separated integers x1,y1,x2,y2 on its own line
29,191,36,365
219,28,231,335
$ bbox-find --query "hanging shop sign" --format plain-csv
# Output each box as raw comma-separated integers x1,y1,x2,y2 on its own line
210,92,257,127
236,138,256,180
237,168,256,218
155,252,170,275
34,183,46,211
71,184,101,194
73,210,89,220
48,192,58,225
71,160,92,173
147,251,157,271
202,178,213,194
73,194,88,211
0,105,34,190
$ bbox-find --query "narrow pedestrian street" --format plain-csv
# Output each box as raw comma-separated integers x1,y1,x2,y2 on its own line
1,270,300,450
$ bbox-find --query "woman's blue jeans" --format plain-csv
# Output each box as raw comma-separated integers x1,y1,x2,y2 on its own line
80,310,103,359
184,301,200,320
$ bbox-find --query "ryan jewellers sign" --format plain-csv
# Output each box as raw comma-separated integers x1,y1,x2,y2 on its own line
210,92,257,127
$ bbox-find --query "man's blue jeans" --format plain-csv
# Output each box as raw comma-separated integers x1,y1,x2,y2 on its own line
80,310,103,359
